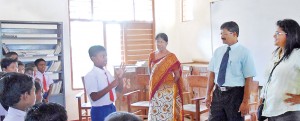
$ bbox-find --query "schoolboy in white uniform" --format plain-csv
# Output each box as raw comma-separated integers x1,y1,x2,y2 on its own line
84,45,125,121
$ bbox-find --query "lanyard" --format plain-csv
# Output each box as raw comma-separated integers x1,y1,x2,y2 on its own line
263,56,284,99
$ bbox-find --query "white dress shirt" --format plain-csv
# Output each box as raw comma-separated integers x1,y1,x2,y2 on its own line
84,66,116,107
262,49,300,117
0,103,7,116
35,71,54,92
3,107,26,121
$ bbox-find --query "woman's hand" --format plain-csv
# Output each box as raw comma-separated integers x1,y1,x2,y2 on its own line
173,69,180,83
284,93,300,105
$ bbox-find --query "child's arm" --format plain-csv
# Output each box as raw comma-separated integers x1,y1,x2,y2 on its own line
115,77,123,92
89,80,119,101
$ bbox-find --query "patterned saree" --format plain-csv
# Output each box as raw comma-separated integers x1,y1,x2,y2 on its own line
148,52,184,121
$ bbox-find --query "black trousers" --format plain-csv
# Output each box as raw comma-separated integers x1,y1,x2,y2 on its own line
268,111,300,121
208,86,244,121
0,116,4,121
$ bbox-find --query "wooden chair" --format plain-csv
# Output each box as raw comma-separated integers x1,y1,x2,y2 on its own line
123,74,150,119
183,75,209,121
75,77,91,121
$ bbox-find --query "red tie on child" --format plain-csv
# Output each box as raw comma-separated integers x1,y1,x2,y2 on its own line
43,74,48,92
104,73,114,102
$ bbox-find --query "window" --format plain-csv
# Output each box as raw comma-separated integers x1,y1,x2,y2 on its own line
70,21,104,89
69,0,154,89
69,0,153,21
182,0,194,22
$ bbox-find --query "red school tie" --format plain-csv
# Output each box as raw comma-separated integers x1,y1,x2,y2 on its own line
104,73,114,102
43,74,48,92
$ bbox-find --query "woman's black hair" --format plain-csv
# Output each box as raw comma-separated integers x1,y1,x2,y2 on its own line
276,19,300,60
155,33,168,43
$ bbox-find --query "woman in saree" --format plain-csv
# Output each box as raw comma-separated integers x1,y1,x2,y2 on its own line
148,33,184,121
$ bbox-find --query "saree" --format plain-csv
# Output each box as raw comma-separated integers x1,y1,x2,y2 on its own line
148,52,184,121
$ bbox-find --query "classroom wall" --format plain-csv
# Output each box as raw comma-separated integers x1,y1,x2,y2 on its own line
154,0,214,62
0,0,81,120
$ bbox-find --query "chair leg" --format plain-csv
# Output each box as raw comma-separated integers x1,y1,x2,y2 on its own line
79,110,82,121
251,114,256,121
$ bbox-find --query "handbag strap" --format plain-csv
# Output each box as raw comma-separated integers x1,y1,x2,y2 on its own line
262,54,284,99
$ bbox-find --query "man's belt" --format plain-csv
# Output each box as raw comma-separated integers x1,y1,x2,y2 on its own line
216,85,243,91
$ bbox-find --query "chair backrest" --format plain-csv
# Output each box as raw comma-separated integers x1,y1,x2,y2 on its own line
186,75,208,103
81,76,88,103
191,66,208,76
135,74,150,101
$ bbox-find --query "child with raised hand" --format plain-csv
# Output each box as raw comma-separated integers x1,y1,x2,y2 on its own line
84,45,125,121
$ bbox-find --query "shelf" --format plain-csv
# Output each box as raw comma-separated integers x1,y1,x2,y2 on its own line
1,20,65,106
53,79,63,82
1,28,59,34
1,37,62,40
0,20,62,25
18,54,62,57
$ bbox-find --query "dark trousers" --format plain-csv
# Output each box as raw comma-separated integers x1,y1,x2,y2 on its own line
91,103,116,121
0,116,4,121
268,111,300,121
208,86,244,121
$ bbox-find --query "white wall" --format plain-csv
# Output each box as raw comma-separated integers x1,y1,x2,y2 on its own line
154,0,213,62
0,0,80,120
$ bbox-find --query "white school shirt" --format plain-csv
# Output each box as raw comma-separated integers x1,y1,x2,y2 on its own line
84,66,117,107
35,71,54,92
261,49,300,117
0,103,7,116
3,107,26,121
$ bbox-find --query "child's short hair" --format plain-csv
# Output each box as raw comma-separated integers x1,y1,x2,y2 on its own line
25,103,67,121
24,67,33,76
18,61,24,66
88,45,106,58
104,112,142,121
34,58,46,66
4,52,18,58
0,72,33,107
25,62,36,68
1,58,17,71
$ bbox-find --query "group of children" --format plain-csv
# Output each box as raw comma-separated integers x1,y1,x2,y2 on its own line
1,45,144,121
0,52,67,121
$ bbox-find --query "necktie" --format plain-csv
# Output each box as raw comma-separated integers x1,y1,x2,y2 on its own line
104,73,114,102
217,47,231,86
42,74,48,92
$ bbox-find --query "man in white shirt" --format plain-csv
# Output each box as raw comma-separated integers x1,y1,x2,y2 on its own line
34,58,54,100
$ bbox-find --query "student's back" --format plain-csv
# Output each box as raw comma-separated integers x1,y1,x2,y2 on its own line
0,72,35,121
104,112,142,121
25,103,67,121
